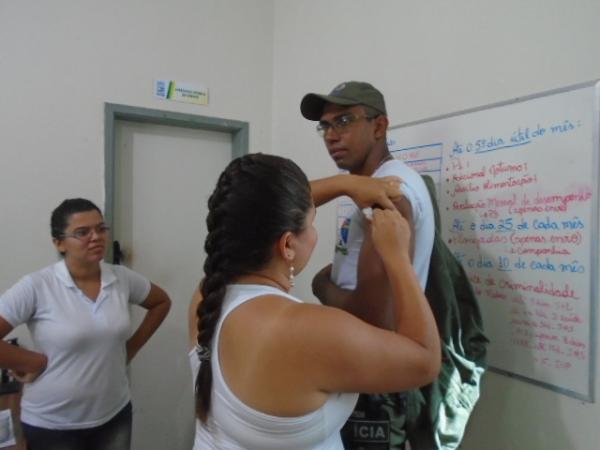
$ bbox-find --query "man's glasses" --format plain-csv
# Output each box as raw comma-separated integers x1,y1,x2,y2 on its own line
316,113,378,137
61,225,110,241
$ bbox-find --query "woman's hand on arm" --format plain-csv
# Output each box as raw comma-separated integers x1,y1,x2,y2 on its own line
0,316,47,383
298,208,439,394
126,283,171,363
314,196,414,329
310,174,402,209
369,208,441,372
345,175,403,210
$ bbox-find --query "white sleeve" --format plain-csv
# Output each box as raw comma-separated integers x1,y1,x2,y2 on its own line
399,181,423,222
115,265,152,305
0,275,37,327
374,163,423,222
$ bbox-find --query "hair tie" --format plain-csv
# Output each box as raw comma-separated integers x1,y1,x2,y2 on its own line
196,344,211,362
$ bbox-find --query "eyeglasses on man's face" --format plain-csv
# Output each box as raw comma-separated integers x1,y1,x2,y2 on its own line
61,224,110,241
316,113,378,138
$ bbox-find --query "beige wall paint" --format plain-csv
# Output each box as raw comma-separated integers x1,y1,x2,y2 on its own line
0,0,274,286
0,4,274,447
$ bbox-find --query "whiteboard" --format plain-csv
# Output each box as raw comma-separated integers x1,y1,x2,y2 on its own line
388,80,600,401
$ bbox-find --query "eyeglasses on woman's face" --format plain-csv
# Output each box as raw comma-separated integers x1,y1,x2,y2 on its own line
61,224,110,242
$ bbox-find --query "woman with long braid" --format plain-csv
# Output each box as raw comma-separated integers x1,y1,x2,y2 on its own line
188,153,440,450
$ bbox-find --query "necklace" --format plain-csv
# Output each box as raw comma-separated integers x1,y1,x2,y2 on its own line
241,273,288,292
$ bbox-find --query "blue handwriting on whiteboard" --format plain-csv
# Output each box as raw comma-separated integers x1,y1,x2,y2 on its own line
451,119,579,156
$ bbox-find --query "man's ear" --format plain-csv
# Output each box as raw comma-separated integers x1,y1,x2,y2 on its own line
277,231,296,262
374,115,389,140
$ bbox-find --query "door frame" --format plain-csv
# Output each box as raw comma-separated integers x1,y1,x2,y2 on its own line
104,103,249,261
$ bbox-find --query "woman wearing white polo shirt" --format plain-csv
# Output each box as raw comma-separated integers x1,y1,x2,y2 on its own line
0,198,171,450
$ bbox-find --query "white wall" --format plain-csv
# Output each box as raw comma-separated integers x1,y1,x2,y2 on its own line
271,1,600,449
0,4,273,293
0,0,274,287
0,0,274,447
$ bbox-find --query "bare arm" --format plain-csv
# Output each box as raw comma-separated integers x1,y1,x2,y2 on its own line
126,283,171,363
310,174,401,209
313,196,416,329
369,208,438,353
0,316,47,382
279,209,440,394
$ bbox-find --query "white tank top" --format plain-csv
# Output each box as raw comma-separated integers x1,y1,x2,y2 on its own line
189,284,359,450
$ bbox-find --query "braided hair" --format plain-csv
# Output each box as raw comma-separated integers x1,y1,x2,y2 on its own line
195,153,312,422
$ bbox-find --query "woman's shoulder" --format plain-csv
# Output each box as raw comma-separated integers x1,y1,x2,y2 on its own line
28,261,66,286
0,262,61,305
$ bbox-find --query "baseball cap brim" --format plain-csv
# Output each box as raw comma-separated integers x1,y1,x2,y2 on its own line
300,93,360,121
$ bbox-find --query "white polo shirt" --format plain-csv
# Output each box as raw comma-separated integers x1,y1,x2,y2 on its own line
0,260,150,429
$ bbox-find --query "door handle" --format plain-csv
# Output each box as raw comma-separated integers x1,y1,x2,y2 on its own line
113,240,123,265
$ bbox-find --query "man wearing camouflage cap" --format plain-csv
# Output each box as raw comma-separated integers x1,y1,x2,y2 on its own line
302,81,435,449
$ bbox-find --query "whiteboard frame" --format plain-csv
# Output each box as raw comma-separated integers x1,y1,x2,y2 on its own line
390,79,600,402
